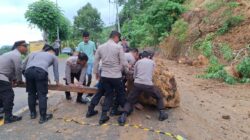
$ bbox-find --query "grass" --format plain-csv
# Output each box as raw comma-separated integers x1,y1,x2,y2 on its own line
58,54,69,59
219,43,233,61
205,0,224,13
171,19,189,42
217,15,244,35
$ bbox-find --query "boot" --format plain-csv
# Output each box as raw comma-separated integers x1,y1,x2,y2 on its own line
39,114,53,124
117,113,127,126
158,110,168,121
86,104,98,118
30,112,37,119
76,94,87,104
110,106,123,116
66,93,72,100
4,115,22,124
99,112,110,125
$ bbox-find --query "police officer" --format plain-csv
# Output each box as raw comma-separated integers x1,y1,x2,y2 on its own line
117,51,168,126
23,44,60,124
93,31,129,124
0,40,28,124
64,53,88,103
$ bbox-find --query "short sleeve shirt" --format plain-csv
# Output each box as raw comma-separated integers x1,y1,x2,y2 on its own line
76,40,96,64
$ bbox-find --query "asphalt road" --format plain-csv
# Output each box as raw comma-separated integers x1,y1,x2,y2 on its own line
13,59,67,113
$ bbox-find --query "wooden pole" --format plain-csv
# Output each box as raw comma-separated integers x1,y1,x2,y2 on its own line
16,84,98,94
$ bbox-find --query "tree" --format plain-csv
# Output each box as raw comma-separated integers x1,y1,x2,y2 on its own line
48,15,72,42
73,3,103,42
119,0,185,48
0,45,12,55
25,0,71,42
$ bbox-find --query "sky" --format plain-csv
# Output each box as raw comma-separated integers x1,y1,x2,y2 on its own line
0,0,118,46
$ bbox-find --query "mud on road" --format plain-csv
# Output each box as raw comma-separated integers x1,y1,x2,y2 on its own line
0,60,249,140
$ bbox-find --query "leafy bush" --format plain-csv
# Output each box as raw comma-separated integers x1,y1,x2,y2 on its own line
205,0,224,13
237,57,250,78
171,19,188,42
120,0,185,48
194,34,215,58
217,15,244,35
199,56,237,84
227,1,240,8
219,43,233,61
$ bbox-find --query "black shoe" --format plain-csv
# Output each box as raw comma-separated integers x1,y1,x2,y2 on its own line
66,96,72,100
39,114,53,124
86,110,98,118
159,110,168,121
30,112,37,119
99,112,110,125
4,115,22,124
76,99,87,104
110,108,123,116
118,113,127,126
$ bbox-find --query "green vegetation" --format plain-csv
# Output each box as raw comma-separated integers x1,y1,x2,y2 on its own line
0,45,12,55
217,15,244,35
194,34,215,58
227,1,240,8
198,56,237,84
171,19,189,42
205,0,224,13
73,3,103,43
237,57,250,80
195,34,237,84
119,0,185,48
25,0,71,42
219,43,233,61
58,54,69,59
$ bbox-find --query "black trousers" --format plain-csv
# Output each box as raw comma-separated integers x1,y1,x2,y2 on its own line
65,72,84,100
0,80,14,118
124,83,165,113
25,67,49,117
101,77,126,113
55,48,60,56
0,98,3,108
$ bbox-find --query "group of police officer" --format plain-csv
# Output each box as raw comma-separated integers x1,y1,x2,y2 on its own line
0,30,168,126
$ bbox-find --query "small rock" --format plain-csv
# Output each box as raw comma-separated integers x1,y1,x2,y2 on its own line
222,115,230,120
146,115,151,120
179,118,183,120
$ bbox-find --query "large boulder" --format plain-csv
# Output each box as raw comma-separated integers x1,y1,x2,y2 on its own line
127,58,180,108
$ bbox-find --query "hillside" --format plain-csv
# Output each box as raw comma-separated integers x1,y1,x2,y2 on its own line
160,0,250,84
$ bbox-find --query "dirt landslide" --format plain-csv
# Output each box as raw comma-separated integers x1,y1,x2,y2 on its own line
0,60,249,140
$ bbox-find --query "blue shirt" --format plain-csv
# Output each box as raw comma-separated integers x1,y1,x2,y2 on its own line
76,40,96,64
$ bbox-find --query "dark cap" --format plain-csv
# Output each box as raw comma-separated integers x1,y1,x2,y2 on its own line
12,40,28,50
42,44,56,52
109,31,121,41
